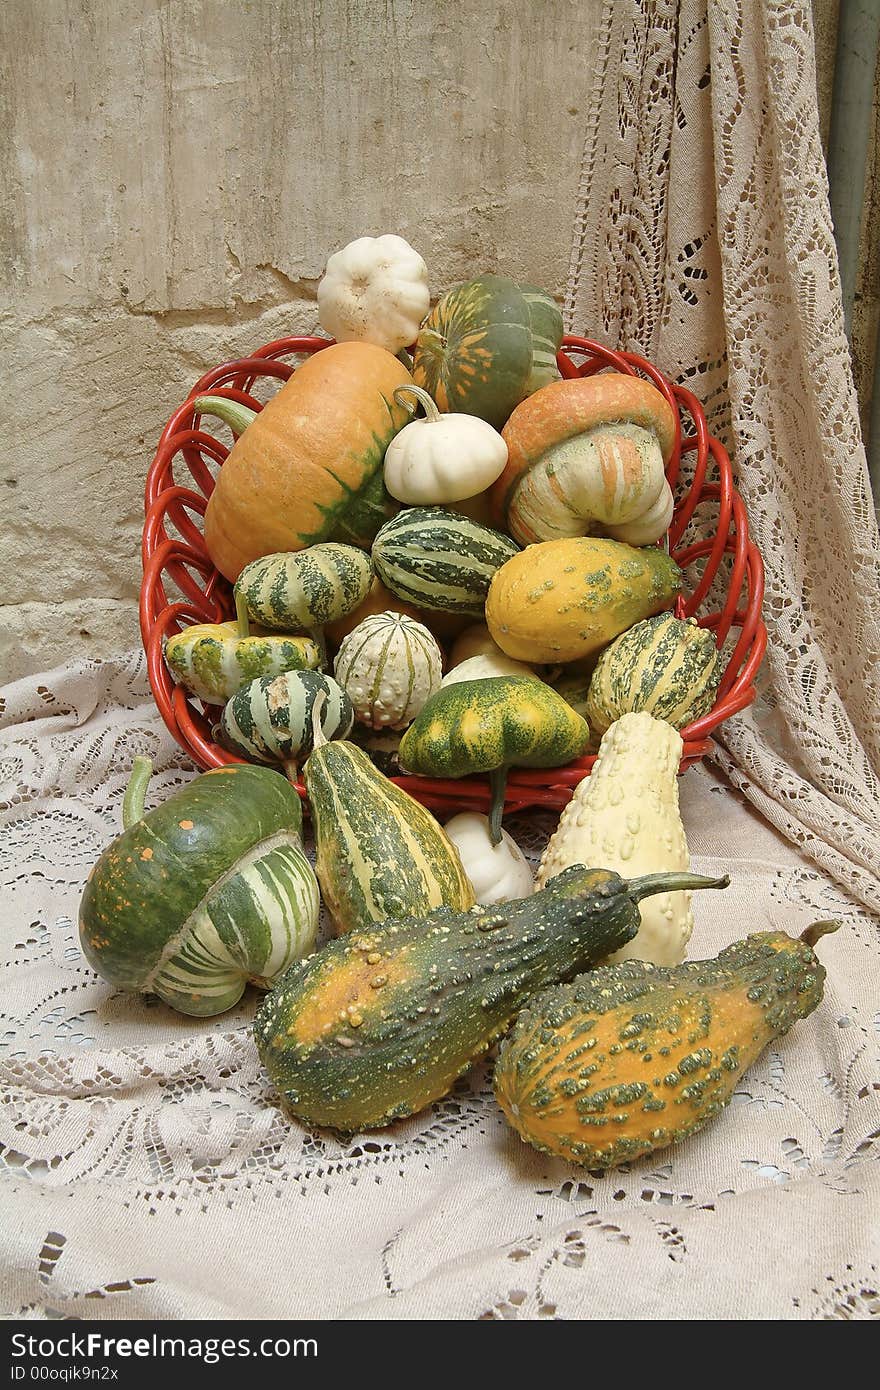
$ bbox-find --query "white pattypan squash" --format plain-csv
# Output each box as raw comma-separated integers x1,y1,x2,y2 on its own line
317,234,430,354
384,385,509,505
444,813,534,904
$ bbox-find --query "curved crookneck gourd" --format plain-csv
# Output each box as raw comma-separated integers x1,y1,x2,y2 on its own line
537,713,693,967
494,922,839,1169
491,372,677,547
254,866,730,1131
79,760,319,1016
200,341,413,580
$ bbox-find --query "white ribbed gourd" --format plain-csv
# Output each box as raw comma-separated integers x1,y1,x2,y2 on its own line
535,711,693,965
333,611,443,730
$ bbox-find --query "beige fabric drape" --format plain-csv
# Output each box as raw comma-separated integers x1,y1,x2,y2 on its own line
2,0,878,1322
566,0,880,909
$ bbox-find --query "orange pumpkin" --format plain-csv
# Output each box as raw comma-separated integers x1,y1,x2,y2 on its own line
204,342,413,581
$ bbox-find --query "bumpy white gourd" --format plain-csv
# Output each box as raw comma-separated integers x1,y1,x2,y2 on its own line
384,385,508,505
334,611,442,730
317,234,430,354
536,712,693,965
441,652,537,688
444,813,534,904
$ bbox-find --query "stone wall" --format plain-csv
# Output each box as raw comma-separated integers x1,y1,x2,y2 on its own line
1,0,600,681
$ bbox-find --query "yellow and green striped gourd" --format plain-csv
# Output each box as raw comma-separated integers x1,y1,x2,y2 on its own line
303,702,474,935
585,612,722,736
164,621,323,705
234,543,373,634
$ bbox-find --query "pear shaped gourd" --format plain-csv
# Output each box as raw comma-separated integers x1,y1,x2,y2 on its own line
537,712,692,966
495,922,838,1169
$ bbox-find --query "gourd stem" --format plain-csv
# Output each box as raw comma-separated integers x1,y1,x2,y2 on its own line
282,758,300,785
627,871,731,902
193,395,257,437
234,588,251,638
393,384,442,423
488,767,509,846
123,757,153,829
800,920,841,948
310,690,329,753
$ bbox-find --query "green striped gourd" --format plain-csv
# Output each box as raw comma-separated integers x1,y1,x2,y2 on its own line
303,707,474,935
333,611,443,730
164,621,323,705
585,612,722,736
412,275,563,429
398,676,591,844
221,669,353,770
254,865,729,1131
372,507,519,616
234,544,373,634
79,761,319,1016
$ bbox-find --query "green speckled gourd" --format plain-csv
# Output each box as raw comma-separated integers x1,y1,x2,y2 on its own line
79,761,320,1017
254,866,730,1130
398,675,591,844
303,707,474,935
585,612,722,736
220,669,353,770
371,507,519,616
234,543,373,633
494,921,838,1169
164,621,323,705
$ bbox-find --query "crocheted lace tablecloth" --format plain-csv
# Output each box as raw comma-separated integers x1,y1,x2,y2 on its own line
1,654,878,1321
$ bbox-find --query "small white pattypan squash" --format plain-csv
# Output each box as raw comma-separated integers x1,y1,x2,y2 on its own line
444,813,534,904
384,385,509,505
317,234,430,354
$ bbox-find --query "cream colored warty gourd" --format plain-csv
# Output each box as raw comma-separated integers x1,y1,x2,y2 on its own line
536,712,693,965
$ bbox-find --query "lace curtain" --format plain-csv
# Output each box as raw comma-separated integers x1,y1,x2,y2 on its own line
566,0,880,910
2,0,878,1321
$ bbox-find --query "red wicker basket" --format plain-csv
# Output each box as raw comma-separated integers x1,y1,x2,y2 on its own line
141,334,766,816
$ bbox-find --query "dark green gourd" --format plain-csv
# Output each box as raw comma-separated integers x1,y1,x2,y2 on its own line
254,866,729,1130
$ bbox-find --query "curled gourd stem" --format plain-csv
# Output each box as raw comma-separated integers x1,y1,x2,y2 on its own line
193,395,257,438
393,384,442,424
800,920,841,948
123,757,153,829
234,588,251,639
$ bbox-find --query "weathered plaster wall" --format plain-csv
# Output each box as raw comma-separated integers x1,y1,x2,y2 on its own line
1,0,601,681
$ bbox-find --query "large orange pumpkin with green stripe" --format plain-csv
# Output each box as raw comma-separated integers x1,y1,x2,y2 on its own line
204,342,413,581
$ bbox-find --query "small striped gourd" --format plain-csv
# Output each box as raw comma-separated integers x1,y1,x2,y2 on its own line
412,275,563,429
333,612,442,730
398,676,591,844
254,865,728,1131
234,544,373,634
372,507,519,616
494,922,836,1170
221,670,353,770
585,612,722,736
79,761,319,1017
164,621,323,705
303,712,474,935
